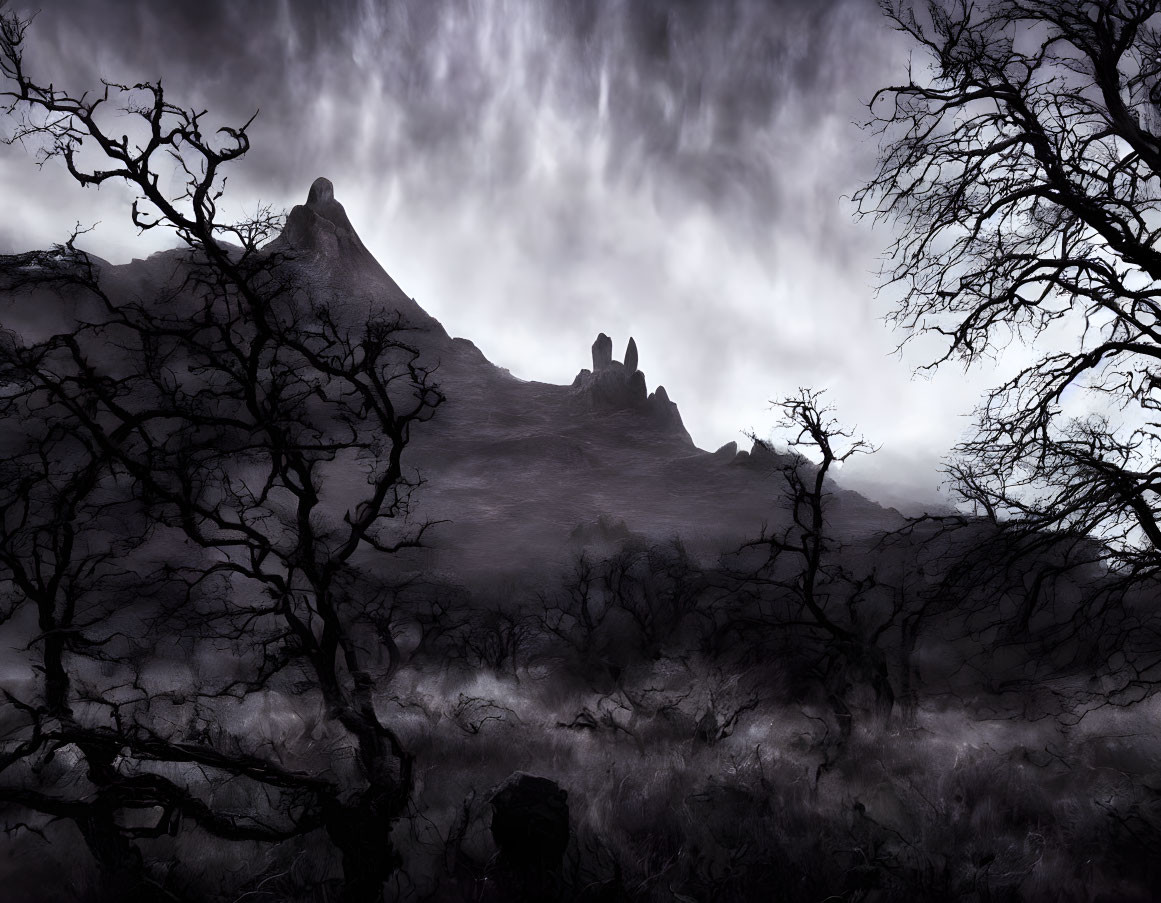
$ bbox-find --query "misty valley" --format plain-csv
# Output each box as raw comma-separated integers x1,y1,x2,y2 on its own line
4,2,1161,902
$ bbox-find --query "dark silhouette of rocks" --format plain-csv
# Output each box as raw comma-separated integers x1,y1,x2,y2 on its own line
645,384,687,436
713,440,738,461
254,179,904,582
571,333,694,445
584,368,632,408
730,438,780,468
489,772,570,866
624,336,638,374
266,177,441,334
483,773,569,901
592,332,613,370
748,438,780,467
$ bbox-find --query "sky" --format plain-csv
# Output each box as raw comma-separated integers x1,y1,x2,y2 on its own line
0,0,1019,511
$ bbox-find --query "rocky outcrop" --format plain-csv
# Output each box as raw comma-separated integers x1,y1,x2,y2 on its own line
575,365,647,409
645,385,686,436
571,333,693,445
629,369,647,401
483,773,570,901
271,177,376,264
592,332,613,370
624,336,638,374
713,440,738,461
266,177,442,335
732,437,781,468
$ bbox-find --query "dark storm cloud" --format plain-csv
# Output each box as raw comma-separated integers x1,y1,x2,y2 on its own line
16,0,881,238
4,0,982,508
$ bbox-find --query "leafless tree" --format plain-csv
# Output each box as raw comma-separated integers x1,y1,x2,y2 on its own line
0,7,442,901
448,603,537,677
603,538,708,659
732,390,899,735
856,0,1161,577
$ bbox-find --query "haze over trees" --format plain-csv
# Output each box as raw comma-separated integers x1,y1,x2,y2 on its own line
1,1,1161,902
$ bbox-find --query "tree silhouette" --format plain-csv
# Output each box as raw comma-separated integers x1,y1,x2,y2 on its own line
727,390,901,748
856,0,1161,579
0,7,441,901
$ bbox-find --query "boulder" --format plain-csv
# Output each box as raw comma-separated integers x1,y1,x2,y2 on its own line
489,772,570,868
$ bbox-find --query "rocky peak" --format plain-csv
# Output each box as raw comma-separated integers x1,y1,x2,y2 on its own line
624,337,639,374
592,332,614,370
271,176,377,264
266,177,442,335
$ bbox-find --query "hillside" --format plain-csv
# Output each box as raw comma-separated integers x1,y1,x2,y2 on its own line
260,177,906,580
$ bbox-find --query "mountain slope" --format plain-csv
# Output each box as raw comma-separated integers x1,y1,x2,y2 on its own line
0,177,906,585
267,178,905,580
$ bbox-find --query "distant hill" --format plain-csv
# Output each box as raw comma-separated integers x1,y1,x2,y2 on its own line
1,177,907,587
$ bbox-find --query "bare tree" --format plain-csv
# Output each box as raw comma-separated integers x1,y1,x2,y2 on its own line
535,552,617,681
603,538,707,659
735,390,897,736
0,7,441,901
855,0,1161,576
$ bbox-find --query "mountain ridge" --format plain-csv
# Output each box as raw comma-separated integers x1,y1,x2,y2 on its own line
0,177,909,585
261,178,906,581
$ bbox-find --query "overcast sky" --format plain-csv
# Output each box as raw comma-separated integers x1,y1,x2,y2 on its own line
0,0,1020,510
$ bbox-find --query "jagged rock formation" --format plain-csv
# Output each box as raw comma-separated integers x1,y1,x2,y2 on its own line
489,773,570,868
570,333,694,445
27,177,901,584
646,384,687,437
592,332,613,370
267,176,440,335
280,180,900,579
738,437,780,468
713,440,738,461
273,176,376,263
